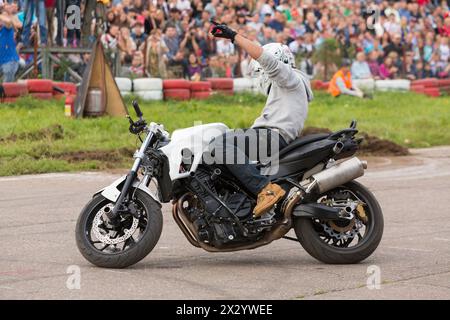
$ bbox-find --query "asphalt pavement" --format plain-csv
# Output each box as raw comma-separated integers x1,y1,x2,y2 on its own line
0,147,449,299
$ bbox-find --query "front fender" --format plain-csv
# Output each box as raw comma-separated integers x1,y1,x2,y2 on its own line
94,175,161,206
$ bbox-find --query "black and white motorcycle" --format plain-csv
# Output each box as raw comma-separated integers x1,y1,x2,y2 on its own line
75,101,383,268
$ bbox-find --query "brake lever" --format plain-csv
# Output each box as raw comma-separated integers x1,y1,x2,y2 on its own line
127,115,135,125
129,118,147,135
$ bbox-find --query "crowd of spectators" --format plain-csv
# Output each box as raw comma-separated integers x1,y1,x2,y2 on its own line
1,0,450,83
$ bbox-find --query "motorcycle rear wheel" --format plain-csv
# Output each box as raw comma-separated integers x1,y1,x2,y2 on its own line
294,181,384,264
75,189,162,268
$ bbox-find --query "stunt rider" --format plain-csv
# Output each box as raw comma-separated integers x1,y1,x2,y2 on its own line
210,21,313,217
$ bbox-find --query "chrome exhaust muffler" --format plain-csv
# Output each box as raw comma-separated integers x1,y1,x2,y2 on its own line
304,157,367,194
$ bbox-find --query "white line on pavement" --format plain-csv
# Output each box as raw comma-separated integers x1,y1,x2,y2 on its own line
385,246,433,252
433,237,450,242
0,172,119,182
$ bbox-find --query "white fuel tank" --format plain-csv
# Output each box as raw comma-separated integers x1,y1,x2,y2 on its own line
160,123,229,180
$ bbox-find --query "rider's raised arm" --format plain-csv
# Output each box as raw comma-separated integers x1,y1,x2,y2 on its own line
233,34,264,60
234,34,301,90
210,22,300,90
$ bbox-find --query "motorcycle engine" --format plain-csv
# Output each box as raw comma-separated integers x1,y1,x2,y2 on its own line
186,168,254,247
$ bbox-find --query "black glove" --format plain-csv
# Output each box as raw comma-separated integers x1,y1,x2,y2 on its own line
210,20,237,43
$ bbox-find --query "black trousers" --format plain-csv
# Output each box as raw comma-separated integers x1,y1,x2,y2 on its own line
210,128,288,195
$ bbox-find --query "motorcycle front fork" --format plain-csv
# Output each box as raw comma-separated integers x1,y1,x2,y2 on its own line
107,132,154,221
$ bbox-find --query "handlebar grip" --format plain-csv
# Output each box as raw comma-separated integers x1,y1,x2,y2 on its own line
132,100,143,118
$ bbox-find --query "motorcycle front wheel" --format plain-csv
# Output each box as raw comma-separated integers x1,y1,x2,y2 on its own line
294,181,384,264
75,189,163,268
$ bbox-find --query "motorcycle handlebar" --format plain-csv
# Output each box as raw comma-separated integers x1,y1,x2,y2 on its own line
132,100,143,119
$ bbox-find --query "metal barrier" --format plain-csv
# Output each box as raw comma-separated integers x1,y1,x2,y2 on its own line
18,47,93,82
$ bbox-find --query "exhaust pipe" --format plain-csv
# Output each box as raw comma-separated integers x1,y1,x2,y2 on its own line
306,157,367,194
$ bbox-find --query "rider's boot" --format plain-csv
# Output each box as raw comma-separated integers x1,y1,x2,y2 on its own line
253,183,286,217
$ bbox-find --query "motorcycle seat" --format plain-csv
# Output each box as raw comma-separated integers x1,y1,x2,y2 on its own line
258,133,330,168
279,133,330,157
260,133,335,178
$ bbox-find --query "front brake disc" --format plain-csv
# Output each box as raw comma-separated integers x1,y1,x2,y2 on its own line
93,204,139,245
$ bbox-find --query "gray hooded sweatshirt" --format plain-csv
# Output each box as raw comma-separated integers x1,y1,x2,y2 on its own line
251,50,314,144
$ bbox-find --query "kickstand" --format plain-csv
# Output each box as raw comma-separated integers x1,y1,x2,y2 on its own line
282,236,298,242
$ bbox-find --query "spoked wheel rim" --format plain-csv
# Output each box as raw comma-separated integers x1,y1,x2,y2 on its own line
312,186,374,250
84,199,149,254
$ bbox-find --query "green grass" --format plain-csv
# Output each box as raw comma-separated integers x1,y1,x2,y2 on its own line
0,91,449,176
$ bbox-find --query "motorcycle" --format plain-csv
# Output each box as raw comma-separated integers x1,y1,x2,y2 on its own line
75,101,384,268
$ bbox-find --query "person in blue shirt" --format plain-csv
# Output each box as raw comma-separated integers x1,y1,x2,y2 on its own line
16,9,36,25
351,52,373,80
0,2,22,82
267,10,285,33
398,0,411,21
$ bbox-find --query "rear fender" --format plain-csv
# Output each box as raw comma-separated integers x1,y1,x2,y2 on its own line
94,175,161,206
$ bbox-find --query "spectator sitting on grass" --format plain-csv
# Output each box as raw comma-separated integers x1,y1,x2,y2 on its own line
351,52,372,80
328,59,364,99
0,2,22,83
